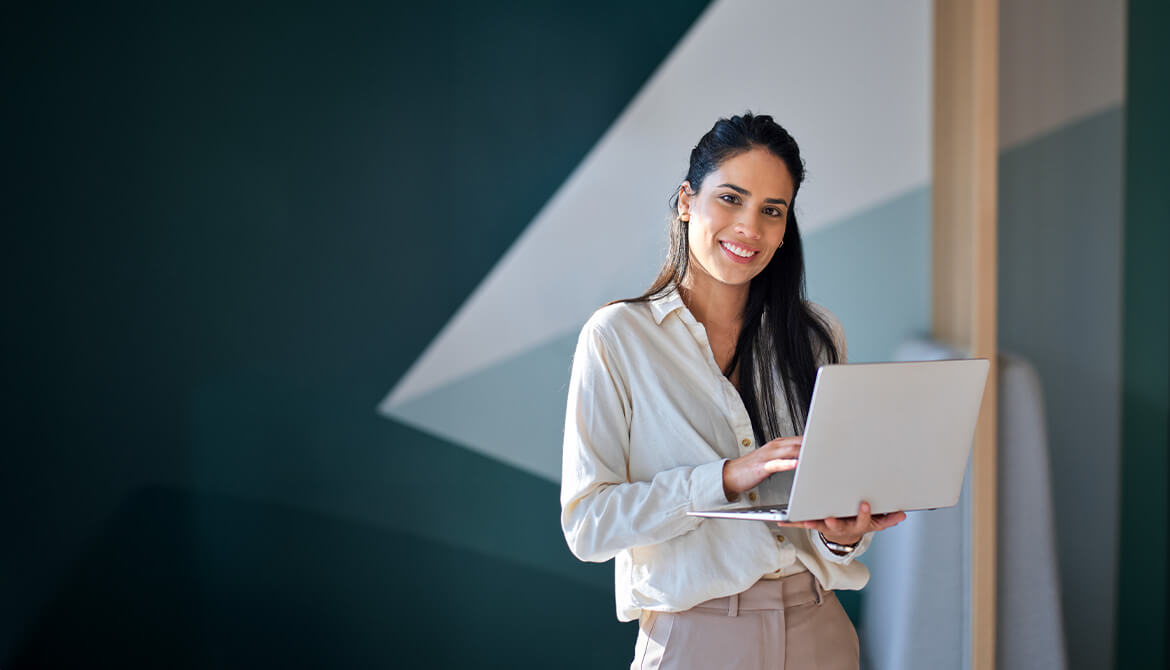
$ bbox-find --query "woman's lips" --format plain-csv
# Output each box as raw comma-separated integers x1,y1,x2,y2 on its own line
719,240,759,264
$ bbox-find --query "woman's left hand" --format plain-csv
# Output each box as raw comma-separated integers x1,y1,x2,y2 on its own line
775,501,906,546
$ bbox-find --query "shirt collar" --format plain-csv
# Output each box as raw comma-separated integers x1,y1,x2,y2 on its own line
648,287,686,325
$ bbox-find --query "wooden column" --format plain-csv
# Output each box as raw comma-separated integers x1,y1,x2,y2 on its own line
933,1,998,669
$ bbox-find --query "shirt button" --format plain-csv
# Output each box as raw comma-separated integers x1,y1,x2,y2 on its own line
748,492,759,502
776,535,786,543
742,438,752,447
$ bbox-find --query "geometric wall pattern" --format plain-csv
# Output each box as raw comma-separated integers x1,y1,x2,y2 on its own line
381,0,935,481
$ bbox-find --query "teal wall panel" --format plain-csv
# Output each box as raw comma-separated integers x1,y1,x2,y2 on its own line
804,186,932,363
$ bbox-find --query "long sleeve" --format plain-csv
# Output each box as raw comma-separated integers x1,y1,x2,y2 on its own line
560,322,734,563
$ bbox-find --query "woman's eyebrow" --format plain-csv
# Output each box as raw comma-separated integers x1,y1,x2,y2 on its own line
716,183,788,206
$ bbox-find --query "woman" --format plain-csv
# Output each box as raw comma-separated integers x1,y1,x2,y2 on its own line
560,113,906,669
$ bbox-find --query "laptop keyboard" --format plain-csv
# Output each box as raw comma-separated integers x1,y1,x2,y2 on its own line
719,505,789,515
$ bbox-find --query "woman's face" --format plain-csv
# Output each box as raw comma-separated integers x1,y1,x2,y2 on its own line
678,147,794,289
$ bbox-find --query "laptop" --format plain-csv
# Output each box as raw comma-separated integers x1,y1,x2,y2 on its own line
688,359,990,522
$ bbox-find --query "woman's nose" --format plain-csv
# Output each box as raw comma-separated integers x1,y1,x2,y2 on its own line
735,219,763,239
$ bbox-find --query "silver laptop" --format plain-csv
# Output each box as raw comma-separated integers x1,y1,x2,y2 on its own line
688,359,989,522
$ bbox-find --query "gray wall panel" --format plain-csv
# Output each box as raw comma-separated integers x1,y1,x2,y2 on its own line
998,106,1124,670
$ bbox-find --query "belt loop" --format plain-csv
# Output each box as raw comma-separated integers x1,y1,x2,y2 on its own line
811,572,823,606
727,593,739,617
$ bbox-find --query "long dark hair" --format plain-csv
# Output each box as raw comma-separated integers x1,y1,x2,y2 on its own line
615,112,839,441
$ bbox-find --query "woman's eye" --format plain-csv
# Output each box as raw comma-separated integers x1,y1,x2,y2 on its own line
719,194,740,205
764,207,785,218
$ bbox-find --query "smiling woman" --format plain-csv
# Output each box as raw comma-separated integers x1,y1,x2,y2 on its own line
559,113,905,669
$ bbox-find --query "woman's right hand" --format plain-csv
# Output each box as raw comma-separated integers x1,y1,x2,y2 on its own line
722,436,802,501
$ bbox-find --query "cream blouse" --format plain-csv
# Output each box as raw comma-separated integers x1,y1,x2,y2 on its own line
560,289,872,622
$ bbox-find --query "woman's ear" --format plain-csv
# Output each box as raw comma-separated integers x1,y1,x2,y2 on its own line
678,181,693,221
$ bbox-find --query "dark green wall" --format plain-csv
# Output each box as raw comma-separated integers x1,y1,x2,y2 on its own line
1116,0,1170,668
0,2,710,666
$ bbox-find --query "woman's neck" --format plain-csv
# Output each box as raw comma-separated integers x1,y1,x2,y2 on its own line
679,270,748,330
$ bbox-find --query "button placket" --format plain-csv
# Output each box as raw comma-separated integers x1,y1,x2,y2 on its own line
720,375,756,455
679,303,757,458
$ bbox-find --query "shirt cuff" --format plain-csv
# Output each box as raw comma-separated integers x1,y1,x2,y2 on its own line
811,528,874,565
690,459,738,511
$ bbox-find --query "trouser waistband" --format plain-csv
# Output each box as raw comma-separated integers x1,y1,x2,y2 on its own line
689,572,826,617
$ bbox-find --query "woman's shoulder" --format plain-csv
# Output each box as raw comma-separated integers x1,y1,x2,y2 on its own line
570,301,660,370
804,301,843,331
803,301,848,362
580,300,656,342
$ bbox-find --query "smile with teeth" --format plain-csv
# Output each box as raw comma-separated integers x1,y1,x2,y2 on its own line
720,241,759,259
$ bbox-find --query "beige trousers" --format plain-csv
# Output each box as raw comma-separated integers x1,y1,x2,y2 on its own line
630,572,859,670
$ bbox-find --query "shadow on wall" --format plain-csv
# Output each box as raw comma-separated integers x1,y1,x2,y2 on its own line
8,487,633,669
